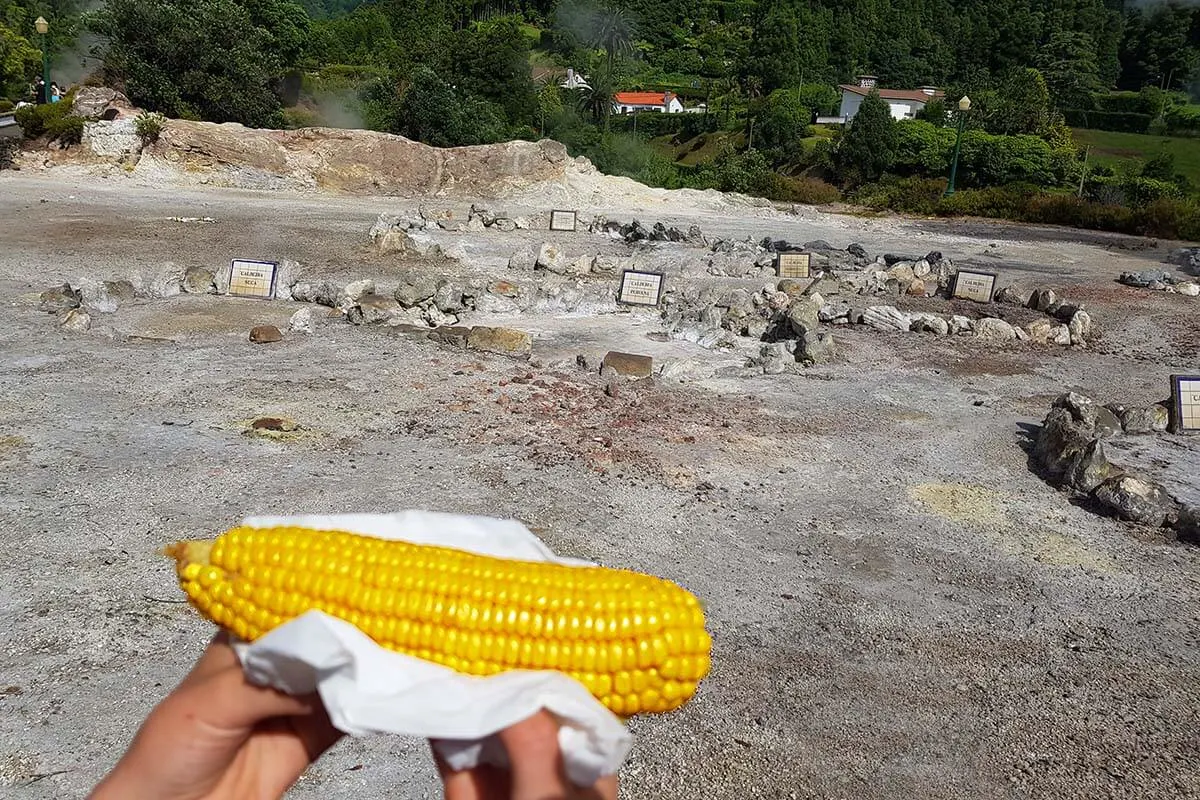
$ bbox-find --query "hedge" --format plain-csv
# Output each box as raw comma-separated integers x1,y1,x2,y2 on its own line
850,175,1200,241
1062,109,1154,134
1163,105,1200,137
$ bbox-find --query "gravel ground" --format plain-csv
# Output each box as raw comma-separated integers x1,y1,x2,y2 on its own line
0,172,1198,800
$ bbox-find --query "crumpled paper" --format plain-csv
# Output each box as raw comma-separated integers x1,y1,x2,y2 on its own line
227,511,631,786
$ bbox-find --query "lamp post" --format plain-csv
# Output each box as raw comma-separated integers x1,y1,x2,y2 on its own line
944,95,971,197
34,16,49,104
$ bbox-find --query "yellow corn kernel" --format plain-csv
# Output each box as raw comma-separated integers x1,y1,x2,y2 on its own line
165,526,710,715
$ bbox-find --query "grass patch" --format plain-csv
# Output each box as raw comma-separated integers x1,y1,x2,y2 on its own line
649,131,743,166
519,22,541,43
1072,127,1200,187
528,49,558,70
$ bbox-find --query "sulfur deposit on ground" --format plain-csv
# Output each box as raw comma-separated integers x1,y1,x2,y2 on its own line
1,117,1199,800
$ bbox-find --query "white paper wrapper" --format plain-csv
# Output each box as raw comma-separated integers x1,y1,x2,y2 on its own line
228,511,631,787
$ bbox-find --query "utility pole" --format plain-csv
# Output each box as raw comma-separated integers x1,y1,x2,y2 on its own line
35,17,49,104
1077,146,1090,199
944,96,971,197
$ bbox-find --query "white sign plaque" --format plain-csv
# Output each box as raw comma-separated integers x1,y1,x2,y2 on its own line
951,270,997,303
776,252,811,279
618,270,664,306
549,210,578,232
1172,374,1200,433
228,259,278,299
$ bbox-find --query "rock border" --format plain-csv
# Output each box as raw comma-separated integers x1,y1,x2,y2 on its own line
1032,392,1197,543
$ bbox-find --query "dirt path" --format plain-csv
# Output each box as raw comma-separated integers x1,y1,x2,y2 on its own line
0,173,1197,800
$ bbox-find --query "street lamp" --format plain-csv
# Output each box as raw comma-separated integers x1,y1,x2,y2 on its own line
944,95,971,197
34,16,49,104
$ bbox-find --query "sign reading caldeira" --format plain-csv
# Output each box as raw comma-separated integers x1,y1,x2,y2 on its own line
951,269,997,303
227,259,278,299
549,210,578,232
776,252,811,279
618,270,664,307
1171,374,1200,433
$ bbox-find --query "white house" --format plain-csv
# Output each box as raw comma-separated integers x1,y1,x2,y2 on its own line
612,91,684,114
830,76,944,123
560,68,590,91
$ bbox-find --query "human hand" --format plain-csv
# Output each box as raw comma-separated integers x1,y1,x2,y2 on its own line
89,632,342,800
435,711,619,800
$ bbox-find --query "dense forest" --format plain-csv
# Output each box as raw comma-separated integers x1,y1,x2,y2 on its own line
2,0,1199,237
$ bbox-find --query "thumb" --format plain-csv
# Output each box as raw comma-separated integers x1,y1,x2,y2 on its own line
183,663,318,731
499,712,569,800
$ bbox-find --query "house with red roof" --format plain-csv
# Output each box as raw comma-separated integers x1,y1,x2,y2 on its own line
612,91,684,115
834,76,944,122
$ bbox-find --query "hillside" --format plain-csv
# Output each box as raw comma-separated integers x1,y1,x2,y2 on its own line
1073,128,1200,188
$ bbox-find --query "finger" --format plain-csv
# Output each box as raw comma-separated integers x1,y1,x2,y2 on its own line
182,662,316,731
175,630,237,691
433,746,499,800
291,700,344,763
498,711,568,800
588,775,619,800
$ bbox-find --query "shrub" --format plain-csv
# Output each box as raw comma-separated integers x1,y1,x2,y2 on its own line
0,99,13,112
852,176,946,215
1084,171,1183,208
135,112,166,145
1163,105,1200,136
45,114,84,146
957,131,1073,188
1135,198,1200,241
1062,109,1153,134
892,119,954,176
1092,91,1154,115
770,175,841,205
15,99,81,144
938,185,1031,219
280,107,320,130
1021,194,1134,232
14,104,44,137
609,111,687,139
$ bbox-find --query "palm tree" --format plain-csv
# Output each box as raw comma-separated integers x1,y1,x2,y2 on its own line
586,4,636,131
577,73,614,125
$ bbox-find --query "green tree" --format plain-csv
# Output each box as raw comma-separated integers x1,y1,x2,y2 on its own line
977,68,1054,137
577,65,614,126
1037,31,1104,109
453,17,535,128
753,88,810,165
389,65,508,147
90,0,309,128
585,4,635,131
536,79,562,138
892,119,954,175
745,0,801,92
834,90,897,187
0,20,38,100
915,98,947,126
1118,5,1200,92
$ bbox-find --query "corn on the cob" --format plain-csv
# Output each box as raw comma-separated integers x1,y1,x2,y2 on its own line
166,525,711,715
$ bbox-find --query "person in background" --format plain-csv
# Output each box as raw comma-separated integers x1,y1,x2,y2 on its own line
50,82,61,103
33,77,46,104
